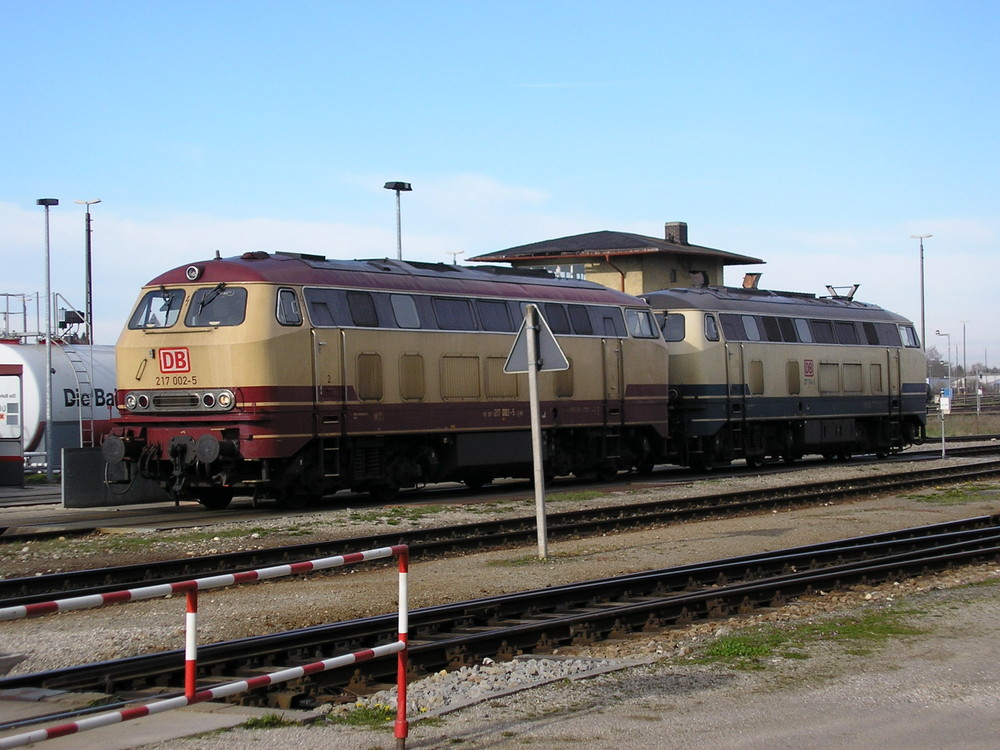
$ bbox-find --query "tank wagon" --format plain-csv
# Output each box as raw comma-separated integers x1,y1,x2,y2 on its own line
0,341,117,470
102,252,670,508
642,285,927,470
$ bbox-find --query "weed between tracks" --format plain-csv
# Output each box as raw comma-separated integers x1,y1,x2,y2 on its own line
692,609,927,670
906,483,995,505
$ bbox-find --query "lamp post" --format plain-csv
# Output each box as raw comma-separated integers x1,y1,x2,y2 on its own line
911,234,931,349
36,198,59,482
74,199,101,344
383,181,412,261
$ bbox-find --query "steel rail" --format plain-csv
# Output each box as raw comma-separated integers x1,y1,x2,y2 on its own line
3,514,999,702
4,457,1000,609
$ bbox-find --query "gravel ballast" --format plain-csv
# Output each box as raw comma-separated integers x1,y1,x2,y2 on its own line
3,455,1000,748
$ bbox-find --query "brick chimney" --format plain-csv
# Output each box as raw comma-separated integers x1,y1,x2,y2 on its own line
664,221,688,245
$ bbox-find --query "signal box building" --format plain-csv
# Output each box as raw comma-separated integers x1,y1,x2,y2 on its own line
470,221,764,295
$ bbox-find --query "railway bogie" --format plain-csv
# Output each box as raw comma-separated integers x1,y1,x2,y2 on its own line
643,286,927,470
102,253,670,507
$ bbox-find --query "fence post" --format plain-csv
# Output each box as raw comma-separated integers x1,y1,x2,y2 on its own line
185,589,198,700
395,547,409,749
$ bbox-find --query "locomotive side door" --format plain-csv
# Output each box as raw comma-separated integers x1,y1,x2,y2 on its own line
312,327,346,477
886,347,903,444
602,337,625,463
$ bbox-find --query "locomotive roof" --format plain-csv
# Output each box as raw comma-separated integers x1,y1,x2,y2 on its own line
144,252,646,306
641,286,913,323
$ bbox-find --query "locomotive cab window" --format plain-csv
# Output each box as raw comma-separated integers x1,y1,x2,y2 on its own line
276,289,302,326
477,299,514,332
626,309,659,338
185,285,247,328
128,288,185,329
704,314,720,342
900,325,920,348
661,313,685,342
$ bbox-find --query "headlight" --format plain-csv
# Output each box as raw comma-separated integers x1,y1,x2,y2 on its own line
125,393,138,410
217,390,234,408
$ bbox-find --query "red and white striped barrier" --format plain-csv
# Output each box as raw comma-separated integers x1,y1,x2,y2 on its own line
0,641,405,749
0,544,411,748
0,546,406,621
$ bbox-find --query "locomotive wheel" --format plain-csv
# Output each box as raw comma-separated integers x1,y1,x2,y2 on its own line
196,489,235,510
744,455,766,469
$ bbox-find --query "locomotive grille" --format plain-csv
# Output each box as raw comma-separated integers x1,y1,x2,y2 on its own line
152,393,200,409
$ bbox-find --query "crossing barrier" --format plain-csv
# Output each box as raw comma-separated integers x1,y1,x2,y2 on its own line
0,544,411,749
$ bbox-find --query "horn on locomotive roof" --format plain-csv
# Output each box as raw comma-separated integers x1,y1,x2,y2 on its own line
825,284,860,300
742,273,762,289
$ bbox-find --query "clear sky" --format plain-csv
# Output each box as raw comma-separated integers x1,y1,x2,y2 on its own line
2,1,997,368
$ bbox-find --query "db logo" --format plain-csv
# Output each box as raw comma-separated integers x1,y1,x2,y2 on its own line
159,348,191,373
803,359,814,377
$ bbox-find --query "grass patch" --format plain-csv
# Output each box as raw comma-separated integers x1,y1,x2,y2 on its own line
349,505,448,525
239,713,299,729
693,609,926,670
907,483,994,505
325,702,395,728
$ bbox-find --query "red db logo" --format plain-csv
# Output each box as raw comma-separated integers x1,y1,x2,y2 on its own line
159,348,191,373
803,359,814,377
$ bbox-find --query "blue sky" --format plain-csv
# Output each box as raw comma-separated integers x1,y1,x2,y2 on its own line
2,1,998,367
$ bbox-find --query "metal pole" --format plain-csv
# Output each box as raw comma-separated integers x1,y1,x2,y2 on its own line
37,199,58,482
526,304,549,559
394,190,402,261
912,234,931,349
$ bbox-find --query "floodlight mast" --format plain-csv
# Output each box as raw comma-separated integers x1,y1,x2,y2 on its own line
383,181,412,261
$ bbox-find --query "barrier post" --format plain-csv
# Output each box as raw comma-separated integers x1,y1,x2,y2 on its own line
395,547,409,748
185,589,198,700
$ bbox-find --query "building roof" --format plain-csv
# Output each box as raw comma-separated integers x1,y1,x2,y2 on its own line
469,229,764,266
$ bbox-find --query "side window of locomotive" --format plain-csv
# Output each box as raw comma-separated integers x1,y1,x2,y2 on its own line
794,318,813,343
276,289,302,326
568,305,593,335
602,310,626,337
303,288,340,326
777,317,798,342
900,325,920,348
390,294,421,329
662,313,685,342
862,322,880,345
835,321,859,345
347,291,378,327
544,304,571,335
626,309,659,338
432,297,477,330
128,289,185,329
741,315,762,341
810,319,836,344
704,314,719,342
185,286,247,327
875,322,902,347
719,314,745,341
477,299,514,332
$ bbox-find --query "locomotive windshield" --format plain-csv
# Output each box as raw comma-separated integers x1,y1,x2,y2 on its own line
185,285,248,327
128,288,185,329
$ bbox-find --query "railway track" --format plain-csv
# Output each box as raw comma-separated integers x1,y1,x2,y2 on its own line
2,514,999,711
4,455,1000,609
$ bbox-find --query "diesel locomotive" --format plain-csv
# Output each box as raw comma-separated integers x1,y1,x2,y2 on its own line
101,252,671,508
642,284,927,470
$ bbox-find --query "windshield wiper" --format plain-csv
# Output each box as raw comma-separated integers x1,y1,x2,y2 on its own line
198,282,227,313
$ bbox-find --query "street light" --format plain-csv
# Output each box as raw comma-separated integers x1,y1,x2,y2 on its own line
74,199,101,344
383,181,412,261
36,198,59,482
911,234,931,349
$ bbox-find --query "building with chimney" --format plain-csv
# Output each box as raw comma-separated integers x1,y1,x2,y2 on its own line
469,221,764,295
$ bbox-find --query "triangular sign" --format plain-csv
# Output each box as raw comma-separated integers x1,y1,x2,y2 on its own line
504,309,570,373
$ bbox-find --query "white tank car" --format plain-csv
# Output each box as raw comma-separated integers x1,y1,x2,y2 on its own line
0,341,118,469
